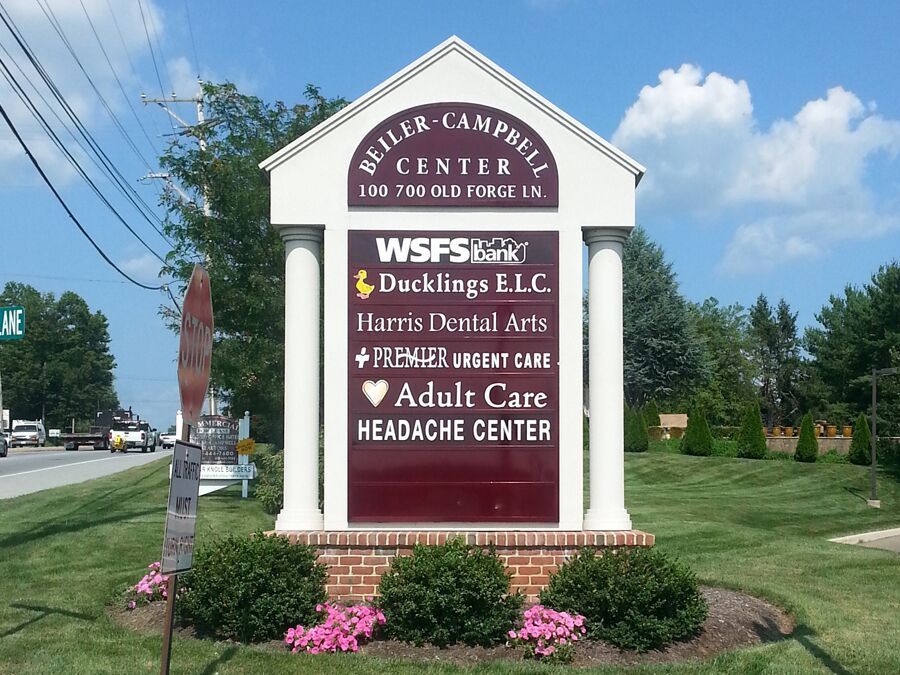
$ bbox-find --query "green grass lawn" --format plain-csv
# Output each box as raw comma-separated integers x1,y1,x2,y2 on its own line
0,454,898,674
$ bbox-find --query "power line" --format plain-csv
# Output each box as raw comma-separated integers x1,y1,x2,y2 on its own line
28,0,168,235
184,1,200,76
77,0,160,158
0,53,167,266
136,0,175,134
103,0,166,143
0,98,165,291
0,3,173,250
35,0,156,173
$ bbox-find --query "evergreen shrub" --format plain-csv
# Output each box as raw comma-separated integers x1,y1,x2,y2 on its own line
736,401,767,459
795,413,818,463
644,399,661,427
178,533,326,642
680,407,713,456
848,413,871,466
540,548,708,651
624,406,649,453
378,539,522,647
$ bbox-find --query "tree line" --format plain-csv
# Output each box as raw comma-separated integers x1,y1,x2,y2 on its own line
0,282,118,430
604,228,900,435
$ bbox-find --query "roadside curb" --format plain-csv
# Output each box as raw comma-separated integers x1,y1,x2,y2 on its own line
829,527,900,544
8,447,64,455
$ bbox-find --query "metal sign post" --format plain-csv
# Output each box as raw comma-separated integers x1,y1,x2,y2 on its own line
161,265,213,675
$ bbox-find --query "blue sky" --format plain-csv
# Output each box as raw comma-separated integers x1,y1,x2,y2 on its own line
1,0,898,429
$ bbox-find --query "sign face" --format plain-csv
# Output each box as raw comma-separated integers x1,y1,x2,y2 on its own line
236,438,256,455
348,103,558,208
178,265,213,425
199,463,256,480
348,230,559,522
161,440,201,574
49,429,60,438
0,306,25,341
191,415,239,465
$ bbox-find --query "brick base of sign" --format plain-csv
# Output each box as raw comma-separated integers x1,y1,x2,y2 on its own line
274,530,655,603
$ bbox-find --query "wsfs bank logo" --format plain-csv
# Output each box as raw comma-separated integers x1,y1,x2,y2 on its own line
375,237,528,264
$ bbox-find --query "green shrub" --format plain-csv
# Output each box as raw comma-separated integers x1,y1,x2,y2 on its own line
624,406,649,453
680,407,713,456
379,539,522,647
540,548,708,651
795,413,818,463
710,426,741,440
736,401,767,459
848,413,871,466
710,439,738,457
644,399,661,427
821,449,850,464
254,450,284,515
178,533,326,642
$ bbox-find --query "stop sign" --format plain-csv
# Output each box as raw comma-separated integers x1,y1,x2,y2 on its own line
178,265,213,425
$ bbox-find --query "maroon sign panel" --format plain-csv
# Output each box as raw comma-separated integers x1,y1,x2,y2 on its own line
348,103,559,207
348,230,559,522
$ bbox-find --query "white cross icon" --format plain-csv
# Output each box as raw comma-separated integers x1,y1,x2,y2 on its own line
355,347,370,368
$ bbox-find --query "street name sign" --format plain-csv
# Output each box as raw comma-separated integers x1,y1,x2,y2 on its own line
161,440,202,574
0,305,25,340
178,265,213,425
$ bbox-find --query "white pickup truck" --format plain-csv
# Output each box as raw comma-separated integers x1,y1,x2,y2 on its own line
109,420,156,453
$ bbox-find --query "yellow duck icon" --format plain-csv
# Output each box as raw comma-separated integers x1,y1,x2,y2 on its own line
353,269,375,299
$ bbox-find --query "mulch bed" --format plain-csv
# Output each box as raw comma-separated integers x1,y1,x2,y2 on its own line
109,586,794,667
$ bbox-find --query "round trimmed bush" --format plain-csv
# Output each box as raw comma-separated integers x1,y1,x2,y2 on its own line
539,547,708,651
178,532,326,642
379,539,523,647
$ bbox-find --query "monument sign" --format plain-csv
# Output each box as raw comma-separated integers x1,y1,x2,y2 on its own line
261,37,644,535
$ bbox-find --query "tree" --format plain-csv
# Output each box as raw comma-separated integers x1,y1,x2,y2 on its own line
616,227,705,406
680,406,713,456
0,282,118,430
806,263,900,436
748,295,801,426
736,400,767,459
624,405,649,453
160,83,347,442
848,413,871,466
795,413,818,463
686,298,756,426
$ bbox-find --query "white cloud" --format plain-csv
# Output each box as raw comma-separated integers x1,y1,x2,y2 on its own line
612,64,900,272
0,0,174,182
119,252,162,282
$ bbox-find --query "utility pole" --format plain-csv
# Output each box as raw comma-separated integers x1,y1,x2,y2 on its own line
143,84,217,415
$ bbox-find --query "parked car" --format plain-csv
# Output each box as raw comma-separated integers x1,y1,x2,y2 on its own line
159,432,176,449
10,421,46,447
0,433,7,458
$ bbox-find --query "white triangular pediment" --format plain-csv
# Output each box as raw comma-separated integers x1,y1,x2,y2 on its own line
260,36,643,181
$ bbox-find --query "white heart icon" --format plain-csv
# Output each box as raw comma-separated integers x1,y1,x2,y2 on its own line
362,380,389,407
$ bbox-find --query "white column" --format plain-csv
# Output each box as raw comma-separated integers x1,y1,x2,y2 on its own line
276,225,324,531
582,226,633,531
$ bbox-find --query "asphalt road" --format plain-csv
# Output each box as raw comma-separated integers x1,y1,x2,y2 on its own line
0,447,173,499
